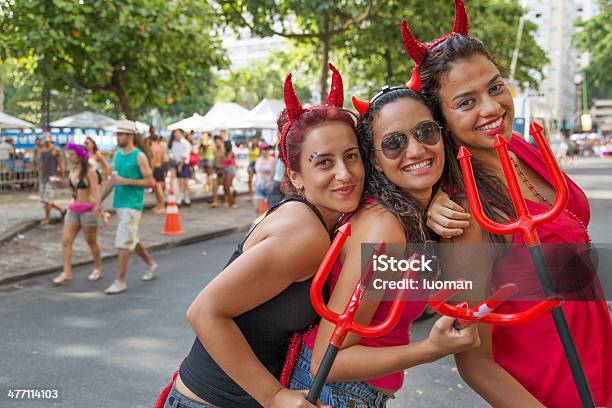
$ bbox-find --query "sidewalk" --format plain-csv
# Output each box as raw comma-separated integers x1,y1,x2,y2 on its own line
0,175,247,242
0,194,256,285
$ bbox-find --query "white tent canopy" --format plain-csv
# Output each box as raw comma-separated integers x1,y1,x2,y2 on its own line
167,113,207,132
232,99,284,129
0,111,35,129
199,102,249,131
50,111,117,129
167,103,250,132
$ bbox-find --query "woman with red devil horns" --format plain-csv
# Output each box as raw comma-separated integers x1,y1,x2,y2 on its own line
399,0,610,406
294,11,480,401
290,81,481,406
154,64,365,408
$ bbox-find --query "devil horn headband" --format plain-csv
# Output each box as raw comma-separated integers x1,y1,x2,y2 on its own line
403,0,469,92
279,63,345,165
352,0,469,115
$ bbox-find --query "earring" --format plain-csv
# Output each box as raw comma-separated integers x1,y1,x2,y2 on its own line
297,186,305,197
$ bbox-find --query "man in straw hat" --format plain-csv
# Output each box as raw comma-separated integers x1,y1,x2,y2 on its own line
102,120,158,294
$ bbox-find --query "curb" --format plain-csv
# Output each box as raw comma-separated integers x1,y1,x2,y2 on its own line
0,220,40,245
0,223,252,287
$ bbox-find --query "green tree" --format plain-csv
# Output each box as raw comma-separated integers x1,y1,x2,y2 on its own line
574,0,611,100
215,48,313,109
339,0,547,98
0,0,226,120
217,0,383,100
1,57,116,125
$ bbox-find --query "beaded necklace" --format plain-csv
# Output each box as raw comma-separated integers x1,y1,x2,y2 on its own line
510,156,592,248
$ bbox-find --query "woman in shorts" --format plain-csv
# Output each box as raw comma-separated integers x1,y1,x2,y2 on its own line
52,144,103,284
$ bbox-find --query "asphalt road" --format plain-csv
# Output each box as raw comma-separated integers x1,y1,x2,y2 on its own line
1,158,610,408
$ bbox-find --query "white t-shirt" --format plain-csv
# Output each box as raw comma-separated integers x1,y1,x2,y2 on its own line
255,156,275,190
169,138,191,163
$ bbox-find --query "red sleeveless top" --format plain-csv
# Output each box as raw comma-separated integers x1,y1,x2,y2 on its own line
490,135,611,407
304,198,427,391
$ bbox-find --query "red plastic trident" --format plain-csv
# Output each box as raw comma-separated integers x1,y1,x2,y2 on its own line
457,123,568,245
450,122,595,407
307,223,407,403
429,281,561,326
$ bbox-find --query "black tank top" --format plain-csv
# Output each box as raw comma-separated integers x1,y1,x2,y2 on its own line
179,197,330,408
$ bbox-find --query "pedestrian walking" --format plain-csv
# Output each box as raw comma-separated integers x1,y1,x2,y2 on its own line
52,144,103,284
252,142,274,214
168,129,192,206
267,152,286,208
221,140,237,209
208,135,225,208
150,134,168,214
38,134,66,226
102,120,158,295
247,135,260,201
84,136,111,182
198,133,214,193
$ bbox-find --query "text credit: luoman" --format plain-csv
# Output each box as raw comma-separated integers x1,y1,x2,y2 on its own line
371,254,473,290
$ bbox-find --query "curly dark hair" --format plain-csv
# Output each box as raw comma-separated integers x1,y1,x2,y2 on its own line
358,87,456,243
419,35,515,245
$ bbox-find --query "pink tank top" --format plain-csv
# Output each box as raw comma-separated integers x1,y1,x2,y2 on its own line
490,135,611,407
304,198,427,391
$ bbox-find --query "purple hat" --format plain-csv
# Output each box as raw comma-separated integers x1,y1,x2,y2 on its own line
65,143,90,161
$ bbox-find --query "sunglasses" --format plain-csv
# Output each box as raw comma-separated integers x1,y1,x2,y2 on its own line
373,121,442,160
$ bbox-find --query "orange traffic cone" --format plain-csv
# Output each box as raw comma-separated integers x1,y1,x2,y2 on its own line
162,194,184,235
259,200,269,215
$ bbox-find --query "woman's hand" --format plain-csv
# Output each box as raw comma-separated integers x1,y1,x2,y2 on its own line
427,190,471,238
268,388,331,408
425,315,480,358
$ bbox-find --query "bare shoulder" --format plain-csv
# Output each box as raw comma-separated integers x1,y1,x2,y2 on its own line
265,201,330,244
351,203,406,244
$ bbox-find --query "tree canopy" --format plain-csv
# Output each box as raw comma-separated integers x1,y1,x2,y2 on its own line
0,0,226,121
574,0,611,100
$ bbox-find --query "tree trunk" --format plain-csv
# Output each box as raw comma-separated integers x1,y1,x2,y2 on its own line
0,68,4,112
319,16,331,102
112,74,135,120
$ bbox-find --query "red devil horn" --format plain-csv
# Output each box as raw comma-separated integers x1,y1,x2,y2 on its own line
406,68,422,92
326,63,344,108
401,19,428,67
284,73,304,122
453,0,469,35
351,96,371,116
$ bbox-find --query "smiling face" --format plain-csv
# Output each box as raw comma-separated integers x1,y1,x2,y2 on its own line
371,98,445,206
438,54,515,153
288,121,364,222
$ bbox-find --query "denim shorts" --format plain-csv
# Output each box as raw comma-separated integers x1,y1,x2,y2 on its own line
289,346,391,408
66,209,98,227
164,381,218,408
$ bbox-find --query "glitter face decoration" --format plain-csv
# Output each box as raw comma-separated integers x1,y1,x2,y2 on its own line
308,152,320,162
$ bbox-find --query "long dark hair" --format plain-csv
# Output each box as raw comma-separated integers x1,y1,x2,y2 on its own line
84,137,98,154
68,146,90,183
419,35,515,244
359,87,456,243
